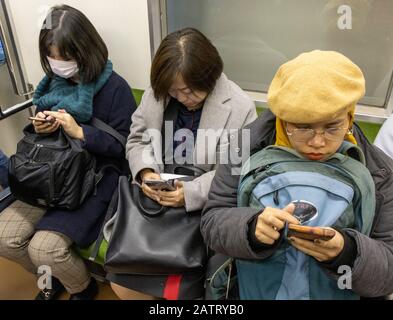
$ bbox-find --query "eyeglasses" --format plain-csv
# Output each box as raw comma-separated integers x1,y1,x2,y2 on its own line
286,127,349,142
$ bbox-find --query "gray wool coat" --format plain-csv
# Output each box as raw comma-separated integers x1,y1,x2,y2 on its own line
126,73,257,212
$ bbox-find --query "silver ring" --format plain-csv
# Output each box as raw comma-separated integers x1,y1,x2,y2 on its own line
273,226,278,231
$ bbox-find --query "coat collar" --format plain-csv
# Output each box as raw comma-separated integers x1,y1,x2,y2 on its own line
198,73,232,132
194,74,232,169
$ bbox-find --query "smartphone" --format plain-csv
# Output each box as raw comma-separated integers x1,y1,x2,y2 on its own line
287,224,336,241
144,179,176,191
29,116,54,123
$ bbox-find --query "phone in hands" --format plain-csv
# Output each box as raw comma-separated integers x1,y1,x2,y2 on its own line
287,224,336,241
29,116,54,123
144,179,176,191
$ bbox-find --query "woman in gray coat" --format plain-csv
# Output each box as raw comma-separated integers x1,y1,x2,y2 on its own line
109,28,257,299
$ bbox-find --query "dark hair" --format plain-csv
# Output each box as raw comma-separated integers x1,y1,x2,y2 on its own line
151,28,224,102
39,5,108,83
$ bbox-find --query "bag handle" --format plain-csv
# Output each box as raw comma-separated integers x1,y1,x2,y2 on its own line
172,165,206,177
136,186,166,217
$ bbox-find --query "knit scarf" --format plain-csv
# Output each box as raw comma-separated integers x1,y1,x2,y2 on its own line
33,60,113,123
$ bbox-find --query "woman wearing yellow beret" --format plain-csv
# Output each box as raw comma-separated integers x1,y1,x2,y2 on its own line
201,50,393,299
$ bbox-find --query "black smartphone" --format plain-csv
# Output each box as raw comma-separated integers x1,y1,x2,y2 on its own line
144,179,176,191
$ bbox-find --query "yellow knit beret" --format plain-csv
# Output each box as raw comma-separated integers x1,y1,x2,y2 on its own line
267,50,365,123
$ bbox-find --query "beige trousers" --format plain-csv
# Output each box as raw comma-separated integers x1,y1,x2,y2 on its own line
0,201,91,294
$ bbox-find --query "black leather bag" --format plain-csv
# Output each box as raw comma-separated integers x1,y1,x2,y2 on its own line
104,175,207,275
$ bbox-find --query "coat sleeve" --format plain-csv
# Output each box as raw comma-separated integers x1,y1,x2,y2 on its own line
183,170,215,212
125,90,162,178
318,168,393,297
201,143,279,260
81,83,136,158
344,174,393,297
201,111,281,259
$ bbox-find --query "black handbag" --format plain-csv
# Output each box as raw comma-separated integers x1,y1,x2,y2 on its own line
104,175,207,275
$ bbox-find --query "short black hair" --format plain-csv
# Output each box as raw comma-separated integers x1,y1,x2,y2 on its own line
151,28,224,102
39,5,108,83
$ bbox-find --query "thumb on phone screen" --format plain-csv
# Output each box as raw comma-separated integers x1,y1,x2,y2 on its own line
174,180,183,189
281,203,300,225
283,203,295,215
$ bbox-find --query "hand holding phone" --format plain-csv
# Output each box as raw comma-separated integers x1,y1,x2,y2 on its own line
144,179,176,191
287,224,336,241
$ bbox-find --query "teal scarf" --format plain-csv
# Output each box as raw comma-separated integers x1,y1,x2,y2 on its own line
33,60,113,123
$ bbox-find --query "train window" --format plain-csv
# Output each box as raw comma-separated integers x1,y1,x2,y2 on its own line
150,0,393,122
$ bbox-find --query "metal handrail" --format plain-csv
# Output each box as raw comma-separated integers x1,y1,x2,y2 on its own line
0,187,11,202
0,2,34,97
0,98,33,121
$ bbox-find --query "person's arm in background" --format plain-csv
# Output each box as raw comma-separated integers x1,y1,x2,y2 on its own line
125,89,162,180
374,115,393,160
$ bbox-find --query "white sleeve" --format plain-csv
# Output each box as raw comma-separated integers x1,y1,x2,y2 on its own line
374,116,393,160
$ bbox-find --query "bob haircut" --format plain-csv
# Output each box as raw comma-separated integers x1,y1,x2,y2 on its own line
39,5,108,84
151,28,224,102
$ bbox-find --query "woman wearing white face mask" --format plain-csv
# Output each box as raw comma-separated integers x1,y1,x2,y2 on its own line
0,5,137,300
47,57,79,79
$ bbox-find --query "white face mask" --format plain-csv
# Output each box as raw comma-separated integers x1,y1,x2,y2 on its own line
47,56,79,79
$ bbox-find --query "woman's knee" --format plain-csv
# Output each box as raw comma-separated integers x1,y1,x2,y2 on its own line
110,282,157,300
0,201,45,254
0,213,34,254
28,231,72,267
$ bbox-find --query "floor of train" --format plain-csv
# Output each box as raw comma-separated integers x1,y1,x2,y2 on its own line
0,257,118,300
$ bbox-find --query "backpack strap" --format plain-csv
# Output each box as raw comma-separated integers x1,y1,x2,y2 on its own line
91,117,126,147
337,141,366,165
